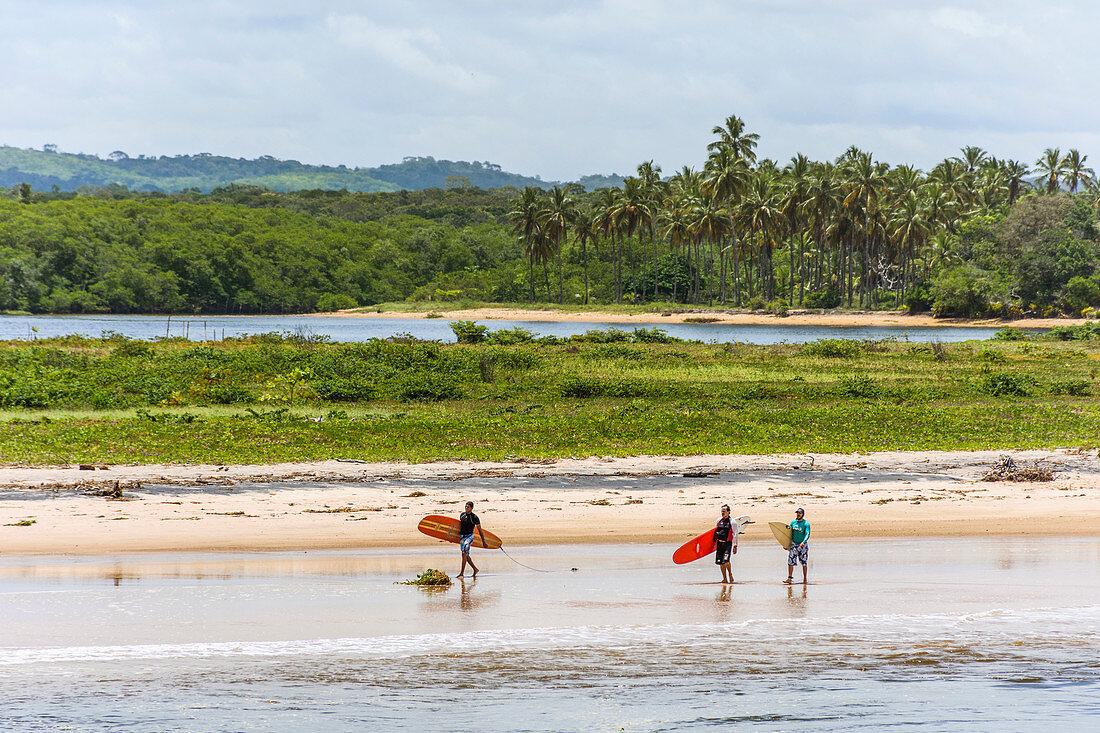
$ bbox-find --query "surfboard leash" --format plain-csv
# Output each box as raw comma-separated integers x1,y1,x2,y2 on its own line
498,545,554,573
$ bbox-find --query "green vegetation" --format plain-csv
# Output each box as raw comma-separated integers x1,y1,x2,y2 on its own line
1,332,1097,465
0,147,561,193
5,119,1100,318
398,569,452,587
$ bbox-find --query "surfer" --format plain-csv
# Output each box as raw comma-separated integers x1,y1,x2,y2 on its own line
457,501,486,578
715,505,736,584
784,508,810,585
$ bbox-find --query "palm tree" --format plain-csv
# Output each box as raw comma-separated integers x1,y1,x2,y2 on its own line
542,186,576,304
508,187,545,302
707,115,759,163
703,147,751,304
1035,148,1066,194
571,206,598,304
842,152,887,306
1063,149,1094,193
636,160,664,300
957,146,989,173
594,188,622,302
612,177,652,302
1000,159,1030,204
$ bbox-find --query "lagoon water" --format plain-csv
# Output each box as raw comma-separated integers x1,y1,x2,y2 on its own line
2,537,1097,731
0,313,1016,344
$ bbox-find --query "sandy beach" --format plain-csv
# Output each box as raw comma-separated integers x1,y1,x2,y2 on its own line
1,448,1097,555
332,306,1083,329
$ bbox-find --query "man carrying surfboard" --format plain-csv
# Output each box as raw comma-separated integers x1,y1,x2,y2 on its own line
715,505,737,584
784,508,810,585
458,501,486,578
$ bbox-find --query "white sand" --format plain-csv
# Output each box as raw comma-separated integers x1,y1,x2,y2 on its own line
1,449,1097,555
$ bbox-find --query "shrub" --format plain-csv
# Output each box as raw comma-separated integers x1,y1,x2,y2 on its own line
1049,379,1091,396
485,327,535,345
803,286,841,309
111,340,154,358
802,339,863,358
397,373,464,401
993,327,1030,341
450,321,488,344
746,295,767,311
315,292,358,312
313,378,379,402
570,328,631,344
931,265,992,317
980,371,1033,396
631,327,679,343
837,374,879,398
207,385,255,404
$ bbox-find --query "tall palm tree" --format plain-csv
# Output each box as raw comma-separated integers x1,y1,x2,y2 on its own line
703,147,751,304
508,186,545,302
636,160,665,300
1000,160,1031,204
612,177,652,302
1063,149,1094,193
1035,148,1066,194
707,115,759,163
571,206,598,304
842,152,887,306
542,186,576,304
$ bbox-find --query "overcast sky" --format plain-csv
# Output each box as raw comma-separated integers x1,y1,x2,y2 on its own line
2,1,1098,181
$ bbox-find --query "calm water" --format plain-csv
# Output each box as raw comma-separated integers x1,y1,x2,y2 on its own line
0,313,1020,344
2,538,1097,731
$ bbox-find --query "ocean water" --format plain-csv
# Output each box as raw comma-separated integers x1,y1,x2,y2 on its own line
1,538,1097,731
0,313,1017,344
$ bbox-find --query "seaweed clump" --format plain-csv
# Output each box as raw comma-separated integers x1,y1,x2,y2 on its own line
399,568,452,587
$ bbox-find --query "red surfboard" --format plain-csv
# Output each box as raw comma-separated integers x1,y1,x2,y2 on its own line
417,514,502,549
672,515,751,564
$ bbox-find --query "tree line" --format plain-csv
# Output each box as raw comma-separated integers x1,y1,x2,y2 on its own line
505,117,1100,316
2,117,1100,317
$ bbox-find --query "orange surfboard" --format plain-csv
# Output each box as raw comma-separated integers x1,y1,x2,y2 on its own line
417,514,502,549
672,515,750,564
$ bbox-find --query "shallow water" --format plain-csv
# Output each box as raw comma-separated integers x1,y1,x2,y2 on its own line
0,313,1018,344
2,538,1097,731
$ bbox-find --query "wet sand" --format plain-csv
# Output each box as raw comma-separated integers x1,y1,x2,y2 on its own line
1,449,1097,555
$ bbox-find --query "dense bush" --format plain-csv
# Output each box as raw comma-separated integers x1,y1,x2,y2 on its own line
802,339,863,358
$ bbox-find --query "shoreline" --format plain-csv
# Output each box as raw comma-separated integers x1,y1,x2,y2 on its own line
2,449,1097,556
326,306,1080,329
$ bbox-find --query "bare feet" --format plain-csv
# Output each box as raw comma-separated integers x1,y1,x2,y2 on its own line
783,577,793,584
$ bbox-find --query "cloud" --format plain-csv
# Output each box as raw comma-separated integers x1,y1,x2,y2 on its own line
327,13,494,94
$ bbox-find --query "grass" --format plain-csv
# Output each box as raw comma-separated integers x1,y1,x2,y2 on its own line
0,333,1097,464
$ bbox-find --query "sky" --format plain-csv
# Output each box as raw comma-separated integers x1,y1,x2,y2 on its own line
2,1,1099,181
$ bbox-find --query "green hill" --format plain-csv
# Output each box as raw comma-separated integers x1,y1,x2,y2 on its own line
0,147,581,193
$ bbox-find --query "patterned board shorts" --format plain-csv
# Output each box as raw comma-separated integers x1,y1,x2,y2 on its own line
715,541,732,565
788,542,809,566
459,534,474,554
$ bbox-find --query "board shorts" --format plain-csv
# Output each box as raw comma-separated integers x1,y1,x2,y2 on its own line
715,541,732,565
459,534,474,554
788,542,808,566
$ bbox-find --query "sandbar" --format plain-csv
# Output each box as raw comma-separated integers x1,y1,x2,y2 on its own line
325,306,1081,329
1,449,1097,556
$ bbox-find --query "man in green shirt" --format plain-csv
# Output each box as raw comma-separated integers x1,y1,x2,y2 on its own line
784,508,810,584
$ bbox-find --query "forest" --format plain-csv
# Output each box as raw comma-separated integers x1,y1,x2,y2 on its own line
2,116,1099,318
0,147,559,193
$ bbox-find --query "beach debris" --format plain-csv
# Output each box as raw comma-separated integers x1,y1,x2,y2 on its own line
981,455,1055,482
4,519,35,527
398,569,452,587
682,471,719,478
89,480,142,500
